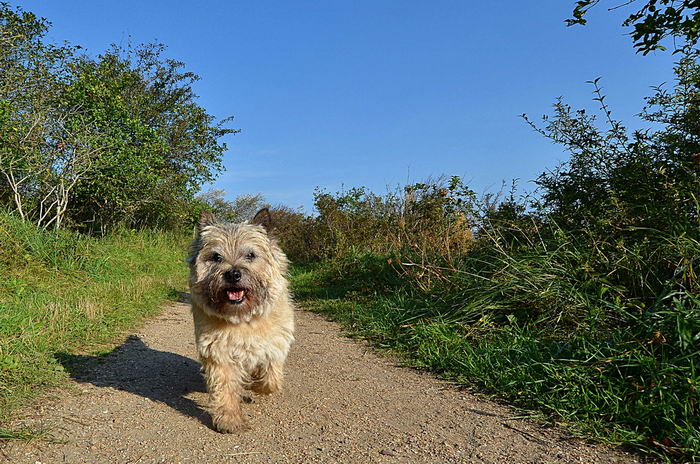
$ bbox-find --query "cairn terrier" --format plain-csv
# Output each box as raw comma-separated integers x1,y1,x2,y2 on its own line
187,209,295,433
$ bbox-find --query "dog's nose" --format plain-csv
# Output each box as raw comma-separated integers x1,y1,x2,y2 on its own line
224,269,242,283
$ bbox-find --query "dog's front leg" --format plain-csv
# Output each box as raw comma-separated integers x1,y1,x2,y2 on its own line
202,358,247,433
251,360,284,395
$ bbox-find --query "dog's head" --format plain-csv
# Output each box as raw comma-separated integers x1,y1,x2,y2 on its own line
188,208,289,323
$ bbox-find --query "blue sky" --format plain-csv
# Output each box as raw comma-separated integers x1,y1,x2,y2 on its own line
22,1,677,212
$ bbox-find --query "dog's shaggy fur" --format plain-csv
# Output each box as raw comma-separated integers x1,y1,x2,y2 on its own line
188,209,295,433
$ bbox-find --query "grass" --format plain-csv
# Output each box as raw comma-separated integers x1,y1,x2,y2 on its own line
289,242,700,462
0,212,189,434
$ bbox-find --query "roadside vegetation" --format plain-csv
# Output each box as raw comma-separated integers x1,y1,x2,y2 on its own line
0,4,220,435
0,211,188,436
280,59,700,461
2,1,699,461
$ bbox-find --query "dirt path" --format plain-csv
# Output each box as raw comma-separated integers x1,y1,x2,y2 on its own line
1,303,640,463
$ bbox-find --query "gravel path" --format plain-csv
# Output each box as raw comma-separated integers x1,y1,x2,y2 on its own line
1,303,641,463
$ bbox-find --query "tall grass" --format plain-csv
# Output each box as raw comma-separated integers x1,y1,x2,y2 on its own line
291,222,699,459
0,211,188,433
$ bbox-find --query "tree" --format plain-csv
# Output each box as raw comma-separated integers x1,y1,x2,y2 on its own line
0,3,237,232
61,44,238,232
0,2,94,229
568,0,700,54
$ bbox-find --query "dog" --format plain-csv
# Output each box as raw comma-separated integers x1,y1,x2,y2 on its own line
187,208,295,433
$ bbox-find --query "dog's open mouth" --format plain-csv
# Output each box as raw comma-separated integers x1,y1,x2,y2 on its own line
226,288,246,304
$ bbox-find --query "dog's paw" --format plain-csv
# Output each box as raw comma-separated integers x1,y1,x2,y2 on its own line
212,413,248,434
250,364,284,395
251,381,282,395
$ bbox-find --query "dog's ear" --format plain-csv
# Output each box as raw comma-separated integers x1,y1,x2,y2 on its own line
199,210,217,230
251,208,272,230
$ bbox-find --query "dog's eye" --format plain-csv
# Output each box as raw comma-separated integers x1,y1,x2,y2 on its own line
210,253,223,263
245,252,256,261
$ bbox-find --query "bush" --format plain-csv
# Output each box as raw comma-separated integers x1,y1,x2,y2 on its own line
273,176,477,263
0,4,235,233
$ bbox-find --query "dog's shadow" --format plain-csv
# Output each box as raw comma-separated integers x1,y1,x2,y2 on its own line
56,335,211,428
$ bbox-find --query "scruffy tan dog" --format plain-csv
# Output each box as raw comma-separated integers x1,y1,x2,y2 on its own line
188,209,295,433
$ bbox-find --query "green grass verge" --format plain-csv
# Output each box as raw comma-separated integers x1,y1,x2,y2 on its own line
289,257,699,463
0,212,189,434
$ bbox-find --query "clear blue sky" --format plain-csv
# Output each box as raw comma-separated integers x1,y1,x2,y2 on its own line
22,1,677,212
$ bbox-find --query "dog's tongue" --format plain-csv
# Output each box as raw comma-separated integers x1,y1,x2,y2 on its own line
227,290,245,301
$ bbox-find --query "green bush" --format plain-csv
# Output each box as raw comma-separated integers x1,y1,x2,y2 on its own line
0,4,235,233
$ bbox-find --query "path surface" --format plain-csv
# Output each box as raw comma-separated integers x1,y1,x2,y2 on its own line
1,303,640,464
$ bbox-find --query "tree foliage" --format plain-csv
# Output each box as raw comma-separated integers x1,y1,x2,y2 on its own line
568,0,700,54
0,3,85,228
0,3,237,232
